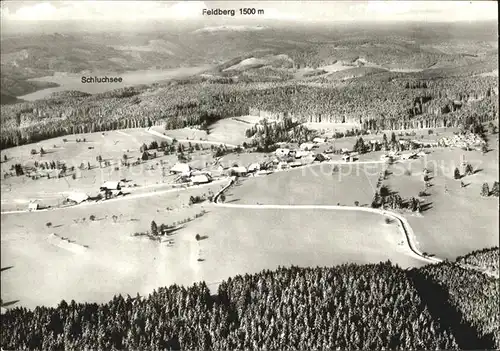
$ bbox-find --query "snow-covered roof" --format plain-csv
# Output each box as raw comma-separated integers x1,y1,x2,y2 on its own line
191,174,211,184
300,143,315,150
313,137,326,143
101,181,121,190
67,192,89,203
295,150,312,158
231,166,247,174
170,163,191,173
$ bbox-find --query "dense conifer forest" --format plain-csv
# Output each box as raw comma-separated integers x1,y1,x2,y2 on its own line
2,247,499,350
0,75,497,150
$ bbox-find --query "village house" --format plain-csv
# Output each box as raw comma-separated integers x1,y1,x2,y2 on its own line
170,163,191,175
300,142,316,151
100,181,122,191
229,166,248,176
295,150,312,159
275,148,292,157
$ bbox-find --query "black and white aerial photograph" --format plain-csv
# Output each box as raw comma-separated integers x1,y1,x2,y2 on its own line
0,0,499,349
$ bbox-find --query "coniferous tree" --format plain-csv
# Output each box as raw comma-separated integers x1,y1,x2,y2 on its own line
465,163,474,176
491,182,499,197
481,183,490,197
382,133,389,150
390,132,397,144
151,221,158,236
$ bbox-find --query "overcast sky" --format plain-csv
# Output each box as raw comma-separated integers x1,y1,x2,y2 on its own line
0,1,497,22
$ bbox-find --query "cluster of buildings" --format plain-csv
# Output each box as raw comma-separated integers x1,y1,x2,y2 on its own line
437,133,486,149
170,163,213,184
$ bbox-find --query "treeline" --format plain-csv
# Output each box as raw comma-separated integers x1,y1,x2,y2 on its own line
2,262,464,350
1,76,497,149
456,247,499,274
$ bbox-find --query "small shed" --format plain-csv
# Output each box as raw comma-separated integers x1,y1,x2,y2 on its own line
28,201,39,211
170,163,191,174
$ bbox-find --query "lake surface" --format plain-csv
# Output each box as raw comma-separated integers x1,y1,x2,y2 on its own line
19,65,212,101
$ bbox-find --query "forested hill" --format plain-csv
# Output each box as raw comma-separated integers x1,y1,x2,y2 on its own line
0,74,498,150
2,247,499,350
1,22,496,97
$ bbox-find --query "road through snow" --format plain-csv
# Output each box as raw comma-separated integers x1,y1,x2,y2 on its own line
213,179,499,278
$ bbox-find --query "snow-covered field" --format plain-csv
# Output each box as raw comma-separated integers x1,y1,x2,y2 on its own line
229,163,383,206
1,203,424,308
385,148,499,260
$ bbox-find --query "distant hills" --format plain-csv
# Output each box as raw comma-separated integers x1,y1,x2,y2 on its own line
193,25,266,33
0,22,497,102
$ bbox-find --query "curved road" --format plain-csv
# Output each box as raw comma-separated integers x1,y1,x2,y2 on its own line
213,179,499,278
0,178,229,215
